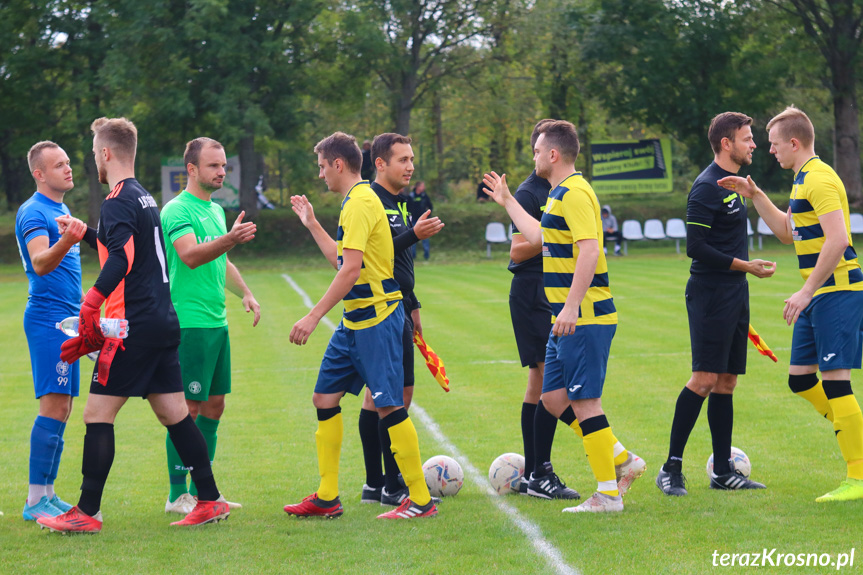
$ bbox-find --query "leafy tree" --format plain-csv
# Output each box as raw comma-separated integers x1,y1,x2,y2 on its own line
763,0,863,203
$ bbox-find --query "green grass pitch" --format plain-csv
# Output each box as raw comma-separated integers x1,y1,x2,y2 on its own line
1,248,860,574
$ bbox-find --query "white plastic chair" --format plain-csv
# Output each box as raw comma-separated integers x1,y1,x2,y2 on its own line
757,217,774,250
665,218,686,254
849,213,863,234
621,220,644,256
644,219,666,240
485,222,508,258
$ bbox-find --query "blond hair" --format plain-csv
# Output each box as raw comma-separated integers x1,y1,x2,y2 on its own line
766,106,814,148
91,117,138,162
27,141,60,172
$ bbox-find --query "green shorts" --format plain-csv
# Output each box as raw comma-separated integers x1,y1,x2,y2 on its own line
179,326,231,401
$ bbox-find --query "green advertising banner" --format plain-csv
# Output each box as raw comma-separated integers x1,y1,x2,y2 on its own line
591,138,673,194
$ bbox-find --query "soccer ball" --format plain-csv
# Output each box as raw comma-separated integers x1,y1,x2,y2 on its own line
423,455,464,497
706,446,751,478
488,453,525,495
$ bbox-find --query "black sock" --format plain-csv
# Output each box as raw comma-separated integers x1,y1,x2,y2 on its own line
521,402,537,479
167,415,219,501
379,416,402,492
666,387,706,470
78,423,115,517
359,408,384,488
532,400,559,476
708,392,733,475
558,405,576,426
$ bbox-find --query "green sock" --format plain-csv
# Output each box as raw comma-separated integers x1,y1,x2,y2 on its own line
189,415,220,497
166,432,189,501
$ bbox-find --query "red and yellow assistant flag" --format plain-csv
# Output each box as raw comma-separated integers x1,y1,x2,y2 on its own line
748,324,778,362
413,332,450,392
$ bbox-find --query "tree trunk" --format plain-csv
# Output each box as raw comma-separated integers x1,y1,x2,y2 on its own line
832,88,862,205
238,131,259,219
84,153,103,227
1,150,30,210
394,74,418,135
432,88,445,196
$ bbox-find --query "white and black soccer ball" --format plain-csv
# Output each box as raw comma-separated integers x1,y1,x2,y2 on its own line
706,446,751,478
488,452,525,495
423,455,464,497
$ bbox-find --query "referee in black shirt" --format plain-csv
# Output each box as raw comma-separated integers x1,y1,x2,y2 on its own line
357,133,444,506
656,112,775,496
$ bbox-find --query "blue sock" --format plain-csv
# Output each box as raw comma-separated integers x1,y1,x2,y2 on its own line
47,421,67,489
30,416,63,487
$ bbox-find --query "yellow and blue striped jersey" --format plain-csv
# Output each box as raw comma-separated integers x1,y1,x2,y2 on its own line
789,156,862,296
337,181,402,329
540,172,617,326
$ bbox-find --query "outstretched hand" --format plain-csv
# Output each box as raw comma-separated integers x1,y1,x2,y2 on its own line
228,211,256,245
55,215,87,244
291,195,317,228
413,210,444,240
717,175,759,199
482,172,513,206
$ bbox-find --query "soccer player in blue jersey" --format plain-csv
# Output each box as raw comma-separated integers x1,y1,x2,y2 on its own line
15,141,91,522
284,131,437,520
656,112,775,497
719,106,863,502
484,120,643,513
37,118,228,533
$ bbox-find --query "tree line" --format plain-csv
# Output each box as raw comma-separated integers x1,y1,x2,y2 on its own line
1,0,860,222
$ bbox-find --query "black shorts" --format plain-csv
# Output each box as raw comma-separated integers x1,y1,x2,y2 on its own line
89,343,184,398
403,302,415,388
509,272,552,368
686,276,749,375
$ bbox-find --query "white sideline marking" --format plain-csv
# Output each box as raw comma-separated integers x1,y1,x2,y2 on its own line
412,404,580,575
282,273,580,575
281,274,336,331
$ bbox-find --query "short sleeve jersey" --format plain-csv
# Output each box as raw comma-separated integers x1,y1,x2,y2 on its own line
789,156,862,295
508,170,551,275
338,181,403,330
541,172,617,326
160,190,228,328
686,162,748,278
15,192,81,316
95,178,180,347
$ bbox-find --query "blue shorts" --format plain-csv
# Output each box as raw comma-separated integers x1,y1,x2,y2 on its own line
24,311,80,399
315,303,405,408
542,324,616,400
791,290,863,371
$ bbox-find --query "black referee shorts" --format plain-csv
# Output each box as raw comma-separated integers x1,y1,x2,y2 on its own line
686,276,749,375
89,343,184,398
509,272,552,368
402,300,416,388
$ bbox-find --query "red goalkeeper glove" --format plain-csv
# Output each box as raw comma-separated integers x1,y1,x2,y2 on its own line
97,338,125,386
60,287,106,364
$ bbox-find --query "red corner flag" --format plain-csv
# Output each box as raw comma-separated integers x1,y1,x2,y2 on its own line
748,324,778,362
413,332,450,392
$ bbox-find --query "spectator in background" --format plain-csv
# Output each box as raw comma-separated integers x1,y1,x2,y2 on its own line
477,179,489,202
601,205,622,256
408,181,434,260
361,140,374,181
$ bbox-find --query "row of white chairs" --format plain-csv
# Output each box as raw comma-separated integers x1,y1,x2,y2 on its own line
487,213,863,258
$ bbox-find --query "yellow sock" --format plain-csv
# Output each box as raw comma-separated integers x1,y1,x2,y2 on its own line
796,380,834,422
315,413,343,500
388,416,431,506
613,439,628,467
569,420,583,438
829,395,863,480
583,426,618,497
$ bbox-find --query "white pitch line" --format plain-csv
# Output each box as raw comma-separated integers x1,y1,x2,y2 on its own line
282,273,580,575
412,404,580,575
